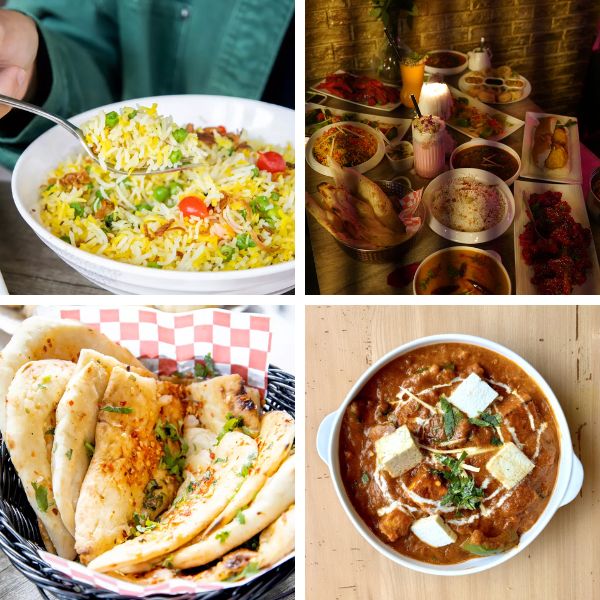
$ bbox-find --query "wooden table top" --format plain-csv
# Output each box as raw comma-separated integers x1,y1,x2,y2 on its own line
305,74,600,295
306,305,598,600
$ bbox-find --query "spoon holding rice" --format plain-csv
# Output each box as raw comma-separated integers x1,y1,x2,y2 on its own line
0,94,203,176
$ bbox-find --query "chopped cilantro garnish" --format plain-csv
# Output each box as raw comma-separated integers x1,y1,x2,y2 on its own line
84,441,95,458
433,452,484,511
31,482,48,512
101,405,133,414
217,412,243,443
194,353,217,379
361,472,369,485
66,448,73,460
440,396,463,439
469,412,502,428
226,561,260,582
215,530,230,543
236,510,246,524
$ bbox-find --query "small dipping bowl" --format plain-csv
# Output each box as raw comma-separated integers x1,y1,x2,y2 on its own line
385,140,414,173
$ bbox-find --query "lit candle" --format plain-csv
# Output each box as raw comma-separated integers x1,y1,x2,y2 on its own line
418,82,453,121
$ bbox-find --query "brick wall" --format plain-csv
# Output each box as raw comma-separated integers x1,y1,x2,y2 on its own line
305,0,600,115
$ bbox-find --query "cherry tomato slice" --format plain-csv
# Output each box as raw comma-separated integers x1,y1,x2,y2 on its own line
179,195,209,218
256,151,286,173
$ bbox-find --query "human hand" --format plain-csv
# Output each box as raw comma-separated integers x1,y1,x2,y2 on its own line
0,10,39,119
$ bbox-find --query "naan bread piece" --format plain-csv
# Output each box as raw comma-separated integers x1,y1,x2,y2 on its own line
52,350,156,537
75,367,160,564
188,374,261,436
141,381,187,520
5,359,76,558
257,504,295,568
204,410,294,535
170,453,295,569
179,426,217,492
88,431,258,573
37,519,57,554
77,348,155,379
0,317,145,434
52,360,108,537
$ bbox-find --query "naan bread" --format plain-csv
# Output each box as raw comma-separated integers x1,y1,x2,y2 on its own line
52,350,156,537
4,359,76,558
257,503,295,568
204,410,294,535
52,361,108,537
0,317,145,434
75,367,159,564
142,381,187,520
188,374,261,436
88,431,258,573
170,453,295,569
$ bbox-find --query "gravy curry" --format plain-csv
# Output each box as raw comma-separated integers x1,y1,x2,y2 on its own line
339,343,559,564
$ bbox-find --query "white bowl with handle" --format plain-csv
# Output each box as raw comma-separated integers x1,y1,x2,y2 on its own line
316,333,584,576
11,95,295,295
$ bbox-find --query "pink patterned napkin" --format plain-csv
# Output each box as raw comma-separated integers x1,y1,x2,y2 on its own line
398,188,424,234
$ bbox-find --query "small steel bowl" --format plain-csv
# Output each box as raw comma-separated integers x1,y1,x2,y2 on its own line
336,179,425,263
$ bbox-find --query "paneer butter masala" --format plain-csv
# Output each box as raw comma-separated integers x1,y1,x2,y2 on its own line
339,343,559,564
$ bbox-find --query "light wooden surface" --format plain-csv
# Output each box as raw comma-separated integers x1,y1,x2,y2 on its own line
306,75,600,295
306,305,598,600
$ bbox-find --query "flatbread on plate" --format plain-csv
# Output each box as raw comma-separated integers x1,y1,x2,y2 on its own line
5,359,76,558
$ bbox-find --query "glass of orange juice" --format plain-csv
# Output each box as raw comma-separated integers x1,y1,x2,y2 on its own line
400,53,426,109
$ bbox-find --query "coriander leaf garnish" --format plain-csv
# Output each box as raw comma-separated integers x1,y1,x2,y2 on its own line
361,472,370,485
468,412,502,428
194,353,217,379
433,452,484,511
442,362,456,371
31,482,49,512
216,412,244,444
101,405,133,414
226,561,260,582
84,441,95,458
216,530,230,543
236,510,246,525
131,512,159,536
66,448,73,460
491,436,503,446
415,366,430,374
440,396,463,438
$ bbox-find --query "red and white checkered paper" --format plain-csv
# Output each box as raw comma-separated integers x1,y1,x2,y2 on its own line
29,306,291,596
35,306,272,391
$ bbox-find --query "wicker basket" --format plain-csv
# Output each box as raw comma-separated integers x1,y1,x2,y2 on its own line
0,366,295,600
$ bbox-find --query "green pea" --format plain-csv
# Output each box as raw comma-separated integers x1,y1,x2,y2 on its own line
135,202,153,211
128,110,138,119
60,235,71,244
251,195,269,212
168,181,182,195
147,262,162,269
69,202,85,217
172,128,188,143
169,149,183,164
153,186,171,202
95,189,104,200
220,245,234,261
270,192,280,202
251,167,260,178
105,111,119,128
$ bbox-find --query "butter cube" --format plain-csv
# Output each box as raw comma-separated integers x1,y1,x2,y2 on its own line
375,425,422,478
411,514,457,548
448,372,498,418
486,442,534,489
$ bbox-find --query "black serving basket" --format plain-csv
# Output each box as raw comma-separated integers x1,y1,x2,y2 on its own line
0,366,295,600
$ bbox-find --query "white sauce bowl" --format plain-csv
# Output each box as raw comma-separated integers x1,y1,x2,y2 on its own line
316,333,583,576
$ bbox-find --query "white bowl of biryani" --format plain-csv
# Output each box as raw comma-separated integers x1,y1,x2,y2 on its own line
423,168,514,244
12,95,295,295
305,121,385,177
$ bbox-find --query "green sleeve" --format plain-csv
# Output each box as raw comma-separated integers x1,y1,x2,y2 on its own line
0,0,120,168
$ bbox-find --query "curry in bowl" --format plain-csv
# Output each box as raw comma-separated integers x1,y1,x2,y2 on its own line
414,247,510,295
339,343,559,564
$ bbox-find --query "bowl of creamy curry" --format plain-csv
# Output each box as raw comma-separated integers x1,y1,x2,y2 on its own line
316,334,583,575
